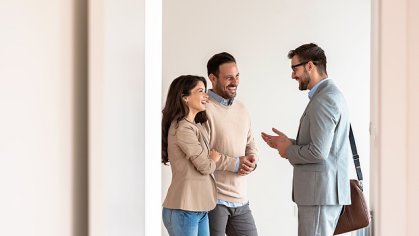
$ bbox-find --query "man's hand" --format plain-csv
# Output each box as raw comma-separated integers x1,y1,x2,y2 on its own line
238,155,258,176
261,128,292,158
209,149,221,162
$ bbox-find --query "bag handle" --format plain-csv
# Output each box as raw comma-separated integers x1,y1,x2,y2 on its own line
349,125,364,189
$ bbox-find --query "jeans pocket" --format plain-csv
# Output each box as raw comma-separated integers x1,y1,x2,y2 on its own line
180,210,207,227
179,210,193,226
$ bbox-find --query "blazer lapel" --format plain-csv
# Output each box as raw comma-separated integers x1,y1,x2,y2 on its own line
296,80,332,143
296,103,311,144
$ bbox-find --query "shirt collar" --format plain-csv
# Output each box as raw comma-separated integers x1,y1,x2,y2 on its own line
308,78,330,99
208,89,234,106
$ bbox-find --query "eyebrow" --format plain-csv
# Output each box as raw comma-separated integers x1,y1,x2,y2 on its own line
224,73,239,78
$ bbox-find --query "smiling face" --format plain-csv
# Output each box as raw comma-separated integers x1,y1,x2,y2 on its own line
184,81,209,118
291,56,312,91
209,62,239,99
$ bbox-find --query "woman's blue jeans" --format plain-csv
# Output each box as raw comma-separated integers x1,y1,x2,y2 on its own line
162,208,210,236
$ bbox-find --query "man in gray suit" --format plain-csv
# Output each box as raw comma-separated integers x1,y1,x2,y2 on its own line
261,43,351,236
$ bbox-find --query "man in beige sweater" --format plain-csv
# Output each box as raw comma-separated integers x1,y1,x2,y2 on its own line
203,52,259,236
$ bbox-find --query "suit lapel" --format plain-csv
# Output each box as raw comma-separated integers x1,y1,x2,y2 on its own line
296,80,332,143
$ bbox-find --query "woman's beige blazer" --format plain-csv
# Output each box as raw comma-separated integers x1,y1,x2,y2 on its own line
162,119,217,211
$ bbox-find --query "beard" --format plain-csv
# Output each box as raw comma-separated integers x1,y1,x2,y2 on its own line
214,84,237,99
298,71,311,91
225,85,237,98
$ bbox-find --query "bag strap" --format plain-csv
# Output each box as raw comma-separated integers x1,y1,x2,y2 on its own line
349,125,363,187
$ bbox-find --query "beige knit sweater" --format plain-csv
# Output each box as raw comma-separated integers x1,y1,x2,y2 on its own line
203,96,258,203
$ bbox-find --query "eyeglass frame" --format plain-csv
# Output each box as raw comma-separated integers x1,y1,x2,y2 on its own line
291,61,309,72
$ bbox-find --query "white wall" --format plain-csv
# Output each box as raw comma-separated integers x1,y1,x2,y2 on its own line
162,0,370,235
89,0,146,235
0,0,88,235
0,1,158,236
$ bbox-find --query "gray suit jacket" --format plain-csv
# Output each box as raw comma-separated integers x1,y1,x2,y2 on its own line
287,79,351,206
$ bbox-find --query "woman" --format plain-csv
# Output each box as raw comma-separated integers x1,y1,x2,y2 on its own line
161,75,220,236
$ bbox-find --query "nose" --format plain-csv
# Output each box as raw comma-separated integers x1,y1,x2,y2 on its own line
204,92,209,98
231,76,239,85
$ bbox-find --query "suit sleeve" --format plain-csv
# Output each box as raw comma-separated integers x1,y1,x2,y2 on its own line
287,94,340,165
177,125,216,175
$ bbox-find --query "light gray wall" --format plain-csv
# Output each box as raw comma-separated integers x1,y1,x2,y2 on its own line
162,0,370,235
371,0,419,235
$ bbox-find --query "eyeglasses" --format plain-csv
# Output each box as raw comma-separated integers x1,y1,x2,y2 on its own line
291,61,309,72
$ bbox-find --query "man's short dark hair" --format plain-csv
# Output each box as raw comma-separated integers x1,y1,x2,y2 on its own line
207,52,236,77
288,43,327,75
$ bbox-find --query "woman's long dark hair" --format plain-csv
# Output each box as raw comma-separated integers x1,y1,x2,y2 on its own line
161,75,208,165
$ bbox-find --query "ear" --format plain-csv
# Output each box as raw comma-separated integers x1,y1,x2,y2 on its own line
209,74,216,84
307,61,315,72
